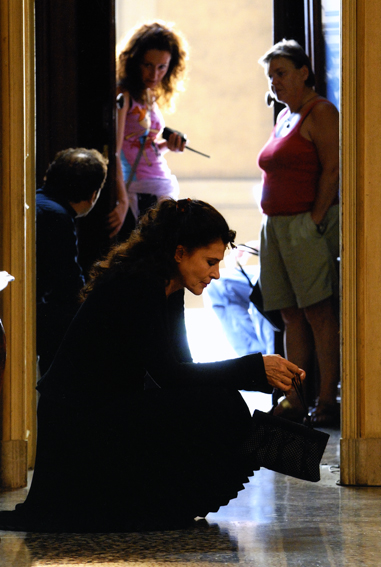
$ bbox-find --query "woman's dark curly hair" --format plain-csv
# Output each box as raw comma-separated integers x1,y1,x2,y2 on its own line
259,39,315,88
80,198,236,301
117,21,189,111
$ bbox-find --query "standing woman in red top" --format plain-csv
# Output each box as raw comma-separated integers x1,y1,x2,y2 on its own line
257,39,340,427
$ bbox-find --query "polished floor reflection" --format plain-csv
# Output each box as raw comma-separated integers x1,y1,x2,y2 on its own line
2,427,381,566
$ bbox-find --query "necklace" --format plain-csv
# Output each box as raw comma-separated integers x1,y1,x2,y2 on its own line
284,94,319,128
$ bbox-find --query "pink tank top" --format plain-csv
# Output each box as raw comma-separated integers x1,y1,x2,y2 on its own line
121,97,171,181
258,99,329,216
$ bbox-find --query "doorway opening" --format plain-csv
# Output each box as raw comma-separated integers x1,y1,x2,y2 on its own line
115,1,273,371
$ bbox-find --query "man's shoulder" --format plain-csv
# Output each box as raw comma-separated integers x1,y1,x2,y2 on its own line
36,190,71,217
36,190,76,239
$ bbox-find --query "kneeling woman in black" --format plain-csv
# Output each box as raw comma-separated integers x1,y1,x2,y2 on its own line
0,198,304,532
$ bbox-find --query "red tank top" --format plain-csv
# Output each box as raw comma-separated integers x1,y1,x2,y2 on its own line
258,99,329,216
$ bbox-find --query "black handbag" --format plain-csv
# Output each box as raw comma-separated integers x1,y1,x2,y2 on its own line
235,248,284,333
251,375,330,482
249,280,284,333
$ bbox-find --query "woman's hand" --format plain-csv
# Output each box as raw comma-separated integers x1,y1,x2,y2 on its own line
110,94,130,239
107,199,129,239
262,354,306,392
166,131,187,152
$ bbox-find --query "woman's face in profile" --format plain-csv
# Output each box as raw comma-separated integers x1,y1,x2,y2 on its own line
175,239,226,296
140,49,171,90
267,57,308,105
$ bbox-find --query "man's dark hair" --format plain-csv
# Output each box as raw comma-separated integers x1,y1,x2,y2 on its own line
44,148,108,203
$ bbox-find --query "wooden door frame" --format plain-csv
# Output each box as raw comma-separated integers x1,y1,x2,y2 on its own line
1,0,381,488
0,0,36,487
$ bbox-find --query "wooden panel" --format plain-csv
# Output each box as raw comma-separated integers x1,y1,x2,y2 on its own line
341,0,381,485
0,321,6,393
1,0,27,444
340,0,359,450
360,0,381,436
304,0,327,97
272,0,306,121
75,0,117,274
25,0,37,470
35,0,78,186
35,0,117,275
0,0,34,488
0,440,28,488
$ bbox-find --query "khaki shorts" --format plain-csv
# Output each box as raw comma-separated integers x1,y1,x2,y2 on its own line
259,205,339,311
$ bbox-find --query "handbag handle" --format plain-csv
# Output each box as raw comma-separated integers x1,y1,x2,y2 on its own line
235,243,260,290
292,374,312,426
270,374,312,427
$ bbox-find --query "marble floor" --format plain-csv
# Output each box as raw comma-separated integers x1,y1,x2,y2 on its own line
2,427,381,567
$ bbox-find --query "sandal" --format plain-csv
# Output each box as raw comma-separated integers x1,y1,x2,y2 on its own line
271,397,305,424
309,401,340,428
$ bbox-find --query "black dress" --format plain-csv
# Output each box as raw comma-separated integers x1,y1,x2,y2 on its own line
0,272,272,532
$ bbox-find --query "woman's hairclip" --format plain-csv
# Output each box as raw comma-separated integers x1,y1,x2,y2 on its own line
176,198,192,213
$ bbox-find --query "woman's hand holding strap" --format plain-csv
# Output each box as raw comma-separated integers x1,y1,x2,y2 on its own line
262,354,306,392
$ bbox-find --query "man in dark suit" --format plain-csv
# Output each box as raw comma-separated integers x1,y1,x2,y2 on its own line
36,148,108,375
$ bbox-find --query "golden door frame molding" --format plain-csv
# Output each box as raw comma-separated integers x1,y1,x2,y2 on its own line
0,0,36,488
1,0,381,488
340,0,381,486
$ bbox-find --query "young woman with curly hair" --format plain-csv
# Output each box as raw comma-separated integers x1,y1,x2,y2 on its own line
109,21,189,239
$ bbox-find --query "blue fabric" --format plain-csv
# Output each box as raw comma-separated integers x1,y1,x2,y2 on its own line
36,188,85,374
205,266,275,356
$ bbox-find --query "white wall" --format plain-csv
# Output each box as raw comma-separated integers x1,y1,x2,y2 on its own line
116,0,273,179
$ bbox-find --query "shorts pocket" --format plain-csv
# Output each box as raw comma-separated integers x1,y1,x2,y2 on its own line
289,212,320,244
